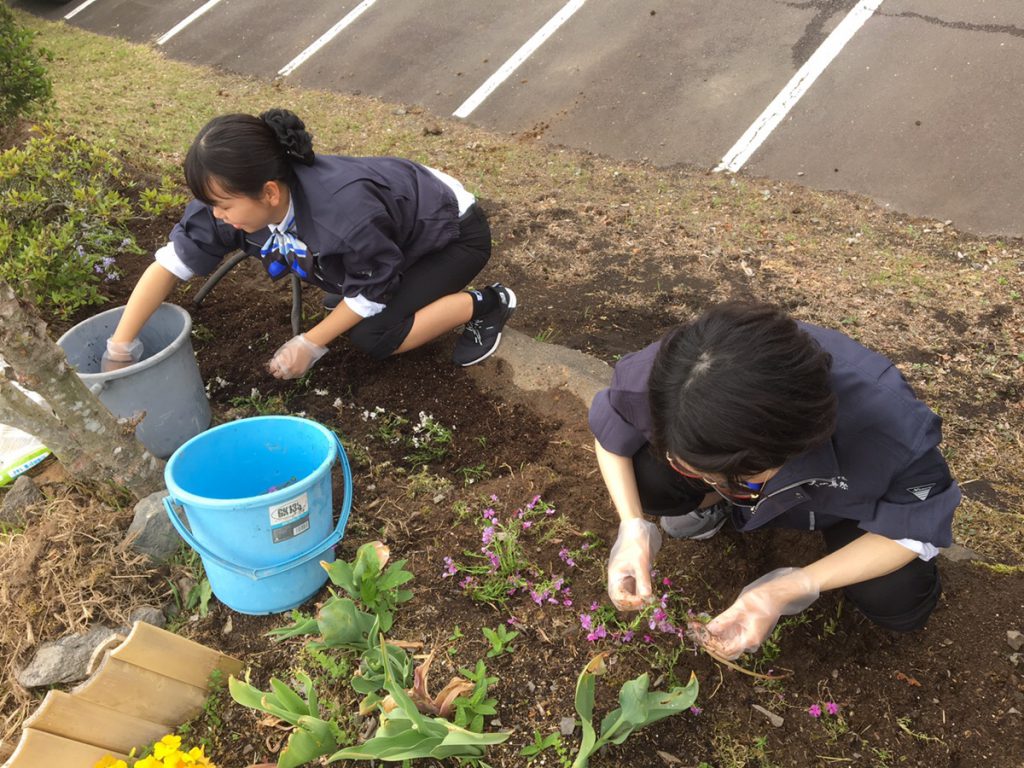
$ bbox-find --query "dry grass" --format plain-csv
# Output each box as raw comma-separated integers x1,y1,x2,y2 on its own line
0,482,169,749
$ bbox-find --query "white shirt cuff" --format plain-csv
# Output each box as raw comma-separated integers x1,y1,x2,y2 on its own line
894,538,940,561
344,294,387,318
154,242,195,280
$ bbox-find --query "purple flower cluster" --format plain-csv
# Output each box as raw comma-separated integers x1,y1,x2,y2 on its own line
808,701,841,718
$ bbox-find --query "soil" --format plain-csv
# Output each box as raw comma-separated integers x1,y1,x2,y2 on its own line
23,192,1020,768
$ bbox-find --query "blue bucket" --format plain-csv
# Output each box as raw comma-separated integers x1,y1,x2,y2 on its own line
163,416,352,615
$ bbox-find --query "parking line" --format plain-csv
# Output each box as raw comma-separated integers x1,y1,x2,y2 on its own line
278,0,378,78
714,0,885,173
64,0,100,20
157,0,225,46
453,0,588,119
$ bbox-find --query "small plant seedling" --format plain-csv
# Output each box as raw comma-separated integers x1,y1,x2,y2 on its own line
330,644,509,763
570,653,700,768
452,660,499,733
321,541,414,632
228,672,337,768
520,730,567,763
482,625,520,658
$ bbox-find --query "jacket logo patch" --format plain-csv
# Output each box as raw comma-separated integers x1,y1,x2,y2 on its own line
907,484,935,501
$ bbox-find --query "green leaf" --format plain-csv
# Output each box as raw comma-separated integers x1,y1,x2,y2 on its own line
278,716,338,768
318,597,376,648
269,677,309,716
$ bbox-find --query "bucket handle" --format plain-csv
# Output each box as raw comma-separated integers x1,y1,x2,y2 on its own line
163,432,353,581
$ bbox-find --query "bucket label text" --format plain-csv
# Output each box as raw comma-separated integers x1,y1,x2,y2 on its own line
269,493,310,543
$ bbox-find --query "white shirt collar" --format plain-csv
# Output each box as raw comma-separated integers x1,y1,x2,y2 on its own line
269,197,296,233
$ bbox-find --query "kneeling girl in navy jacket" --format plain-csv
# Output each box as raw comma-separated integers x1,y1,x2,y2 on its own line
590,302,961,659
104,109,515,377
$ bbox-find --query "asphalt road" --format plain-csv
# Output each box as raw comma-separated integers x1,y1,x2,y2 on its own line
16,0,1024,236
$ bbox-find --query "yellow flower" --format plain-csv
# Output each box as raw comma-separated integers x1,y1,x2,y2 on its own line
186,746,215,767
133,757,160,768
153,735,183,759
93,757,128,768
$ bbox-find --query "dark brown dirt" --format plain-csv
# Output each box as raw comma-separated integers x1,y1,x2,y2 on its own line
28,196,1019,768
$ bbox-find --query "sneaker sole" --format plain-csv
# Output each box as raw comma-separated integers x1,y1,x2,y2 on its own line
662,513,727,541
456,288,517,367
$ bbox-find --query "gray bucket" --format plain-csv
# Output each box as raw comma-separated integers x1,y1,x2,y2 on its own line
57,303,211,459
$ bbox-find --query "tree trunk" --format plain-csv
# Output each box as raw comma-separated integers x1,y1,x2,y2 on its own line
0,280,163,499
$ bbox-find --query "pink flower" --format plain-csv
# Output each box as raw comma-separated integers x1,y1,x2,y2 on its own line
589,601,600,612
826,701,839,716
586,626,607,642
558,547,576,567
481,526,495,545
482,507,496,521
662,577,672,587
441,556,457,577
689,706,702,716
522,520,533,530
563,598,573,607
459,576,475,589
527,495,542,510
620,630,634,643
808,704,823,718
489,494,499,502
579,614,593,631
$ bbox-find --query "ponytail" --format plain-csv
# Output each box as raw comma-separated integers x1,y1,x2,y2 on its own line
184,108,315,204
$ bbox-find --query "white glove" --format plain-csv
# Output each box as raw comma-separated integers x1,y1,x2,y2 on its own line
689,567,820,660
100,338,144,372
267,334,327,380
607,518,663,611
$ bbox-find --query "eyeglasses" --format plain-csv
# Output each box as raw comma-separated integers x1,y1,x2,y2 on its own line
665,452,766,501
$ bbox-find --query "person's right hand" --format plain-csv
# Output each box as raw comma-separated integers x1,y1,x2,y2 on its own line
607,518,663,611
100,338,144,372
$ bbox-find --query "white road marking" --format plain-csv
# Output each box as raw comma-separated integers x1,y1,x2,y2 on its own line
157,0,225,46
714,0,885,173
453,0,588,119
278,0,378,78
64,0,100,20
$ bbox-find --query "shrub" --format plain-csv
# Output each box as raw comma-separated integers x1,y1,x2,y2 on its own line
0,128,142,319
0,4,53,129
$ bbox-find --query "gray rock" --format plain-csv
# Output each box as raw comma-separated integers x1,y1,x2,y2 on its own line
0,475,44,525
126,490,181,562
129,605,167,629
559,716,576,736
940,543,983,562
1008,630,1024,652
16,625,123,688
752,704,784,727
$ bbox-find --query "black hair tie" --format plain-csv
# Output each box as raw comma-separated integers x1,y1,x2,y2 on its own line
260,108,315,165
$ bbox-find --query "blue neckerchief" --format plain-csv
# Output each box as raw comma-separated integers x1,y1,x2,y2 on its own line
260,212,309,278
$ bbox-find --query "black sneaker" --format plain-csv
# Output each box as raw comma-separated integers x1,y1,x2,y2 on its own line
322,293,343,310
659,501,730,540
452,284,517,367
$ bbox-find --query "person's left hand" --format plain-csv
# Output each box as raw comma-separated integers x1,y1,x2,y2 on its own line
689,567,820,660
267,334,328,379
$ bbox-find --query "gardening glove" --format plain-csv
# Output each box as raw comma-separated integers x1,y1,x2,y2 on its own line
268,334,327,380
100,337,144,372
690,567,820,660
607,518,662,611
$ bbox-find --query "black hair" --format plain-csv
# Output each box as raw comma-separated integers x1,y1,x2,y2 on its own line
648,302,837,485
183,108,315,205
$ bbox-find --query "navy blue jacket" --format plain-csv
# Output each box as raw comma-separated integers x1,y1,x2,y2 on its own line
168,156,462,303
589,323,961,547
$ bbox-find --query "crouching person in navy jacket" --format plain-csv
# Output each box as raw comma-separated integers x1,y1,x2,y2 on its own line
103,109,515,377
590,302,960,660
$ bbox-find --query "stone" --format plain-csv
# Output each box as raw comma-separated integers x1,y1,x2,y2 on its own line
126,490,181,562
129,605,167,629
1008,630,1024,652
16,625,123,688
559,716,576,736
752,704,784,727
0,475,44,525
940,543,983,563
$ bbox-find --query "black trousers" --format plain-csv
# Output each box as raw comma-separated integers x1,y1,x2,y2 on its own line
347,206,492,359
631,445,941,632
